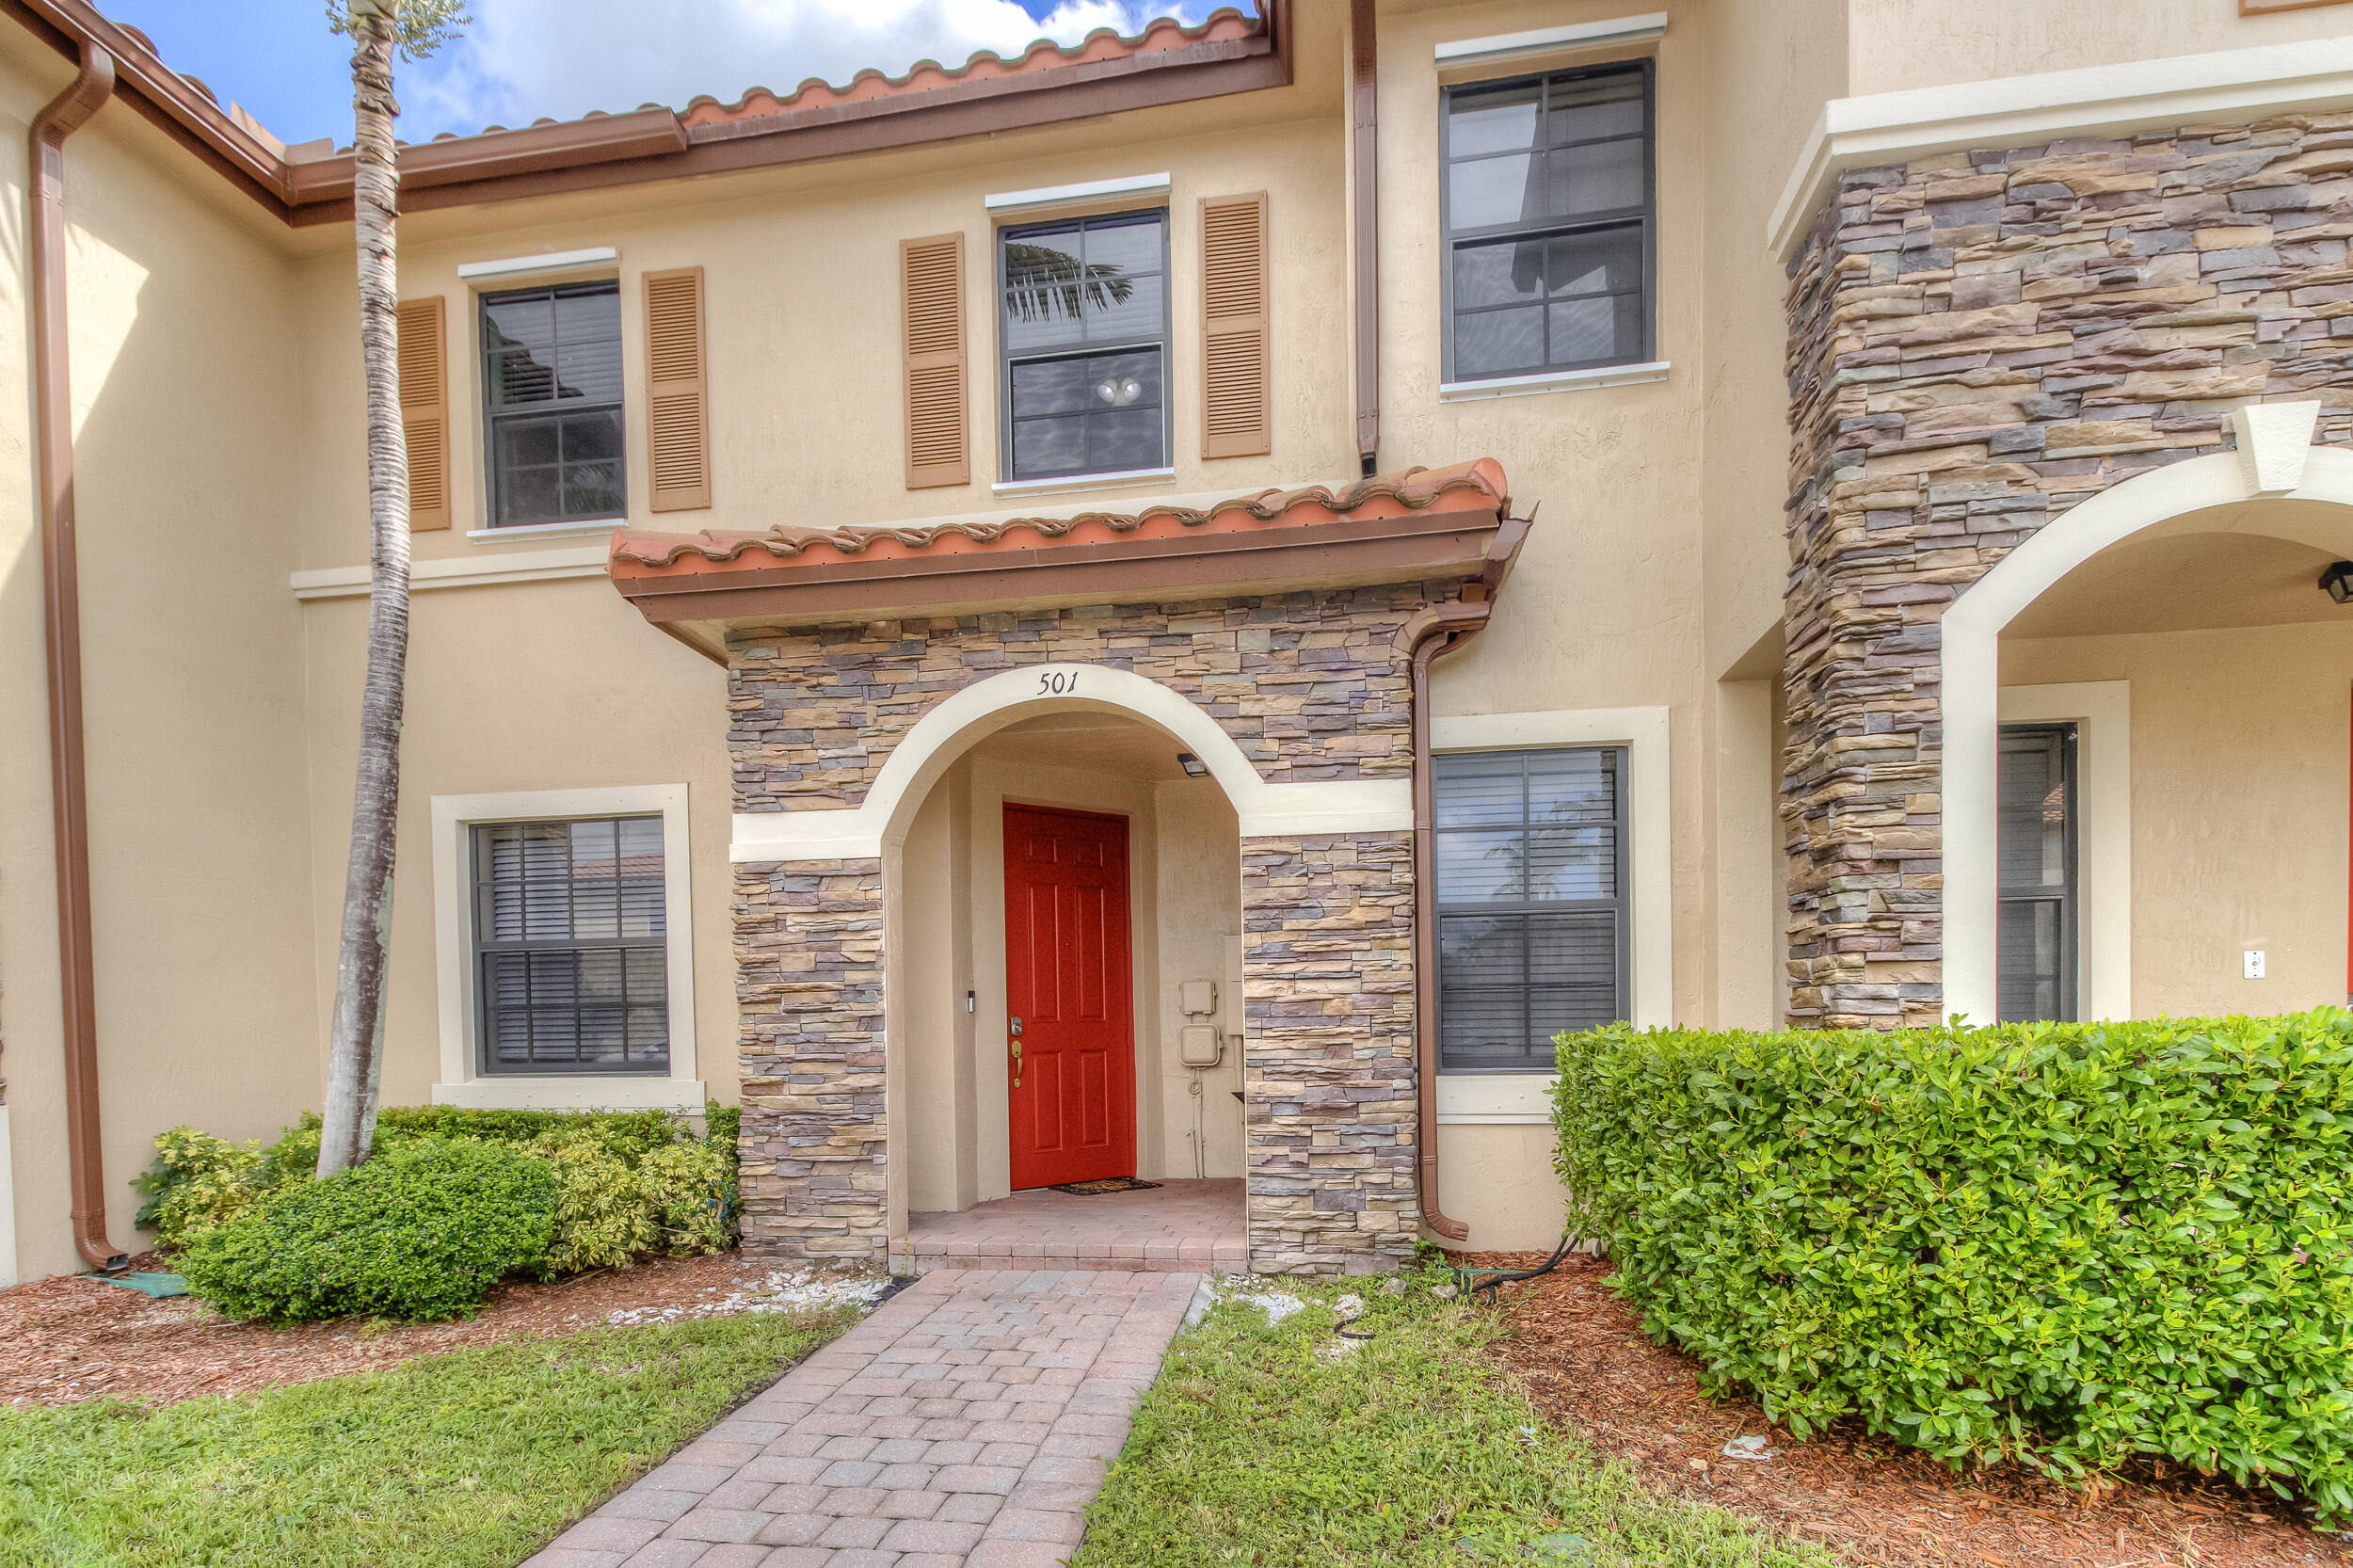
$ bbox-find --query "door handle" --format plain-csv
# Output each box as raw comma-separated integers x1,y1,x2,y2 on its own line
1010,1016,1023,1088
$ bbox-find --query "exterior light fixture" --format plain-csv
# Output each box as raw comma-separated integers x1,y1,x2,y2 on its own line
2325,561,2353,604
1176,752,1209,777
1094,375,1145,407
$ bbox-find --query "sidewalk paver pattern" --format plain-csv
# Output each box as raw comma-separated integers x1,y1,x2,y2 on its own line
525,1268,1201,1568
901,1178,1243,1274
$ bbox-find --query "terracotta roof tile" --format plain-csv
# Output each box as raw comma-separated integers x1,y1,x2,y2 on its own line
609,460,1512,574
679,9,1262,133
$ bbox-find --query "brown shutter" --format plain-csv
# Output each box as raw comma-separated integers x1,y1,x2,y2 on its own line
1200,193,1271,460
901,233,969,488
396,296,450,530
644,266,712,512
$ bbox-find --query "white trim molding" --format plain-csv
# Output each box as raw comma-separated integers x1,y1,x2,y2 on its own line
456,246,619,280
1769,36,2353,258
984,171,1171,215
1431,704,1674,1032
730,664,1413,862
0,1107,15,1288
1440,360,1669,402
989,466,1176,499
1436,1074,1556,1125
292,544,611,600
1942,401,2353,1023
1435,12,1666,70
1999,682,2133,1023
430,784,705,1112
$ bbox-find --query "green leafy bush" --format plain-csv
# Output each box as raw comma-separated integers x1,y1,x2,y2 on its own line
1553,1012,2353,1518
178,1139,557,1322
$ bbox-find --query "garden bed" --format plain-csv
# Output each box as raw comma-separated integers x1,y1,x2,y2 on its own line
0,1248,880,1408
1481,1251,2352,1568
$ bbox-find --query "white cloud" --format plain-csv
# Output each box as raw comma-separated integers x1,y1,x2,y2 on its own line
399,0,1219,139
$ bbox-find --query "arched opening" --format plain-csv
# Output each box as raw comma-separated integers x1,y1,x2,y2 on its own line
1942,416,2353,1022
874,690,1250,1268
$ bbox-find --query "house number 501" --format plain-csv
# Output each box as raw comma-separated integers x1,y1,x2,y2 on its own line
1036,668,1082,696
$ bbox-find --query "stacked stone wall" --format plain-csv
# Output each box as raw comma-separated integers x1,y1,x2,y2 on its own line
728,587,1445,1272
1783,115,2353,1028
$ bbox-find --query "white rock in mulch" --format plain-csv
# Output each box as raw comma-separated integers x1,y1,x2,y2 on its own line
1209,1276,1307,1326
602,1268,888,1327
1721,1434,1780,1461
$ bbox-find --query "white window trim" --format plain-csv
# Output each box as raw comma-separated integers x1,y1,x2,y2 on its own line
1431,705,1673,1122
456,246,619,281
1440,361,1670,403
465,518,626,543
431,784,704,1111
1998,682,2132,1023
984,171,1171,216
1434,12,1667,70
989,466,1177,499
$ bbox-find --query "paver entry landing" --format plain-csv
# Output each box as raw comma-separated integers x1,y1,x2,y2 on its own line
526,1267,1201,1568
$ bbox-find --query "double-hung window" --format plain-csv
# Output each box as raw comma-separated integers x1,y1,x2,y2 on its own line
1441,60,1654,383
998,210,1170,482
472,815,668,1075
1997,725,2078,1023
480,280,626,526
1433,747,1629,1072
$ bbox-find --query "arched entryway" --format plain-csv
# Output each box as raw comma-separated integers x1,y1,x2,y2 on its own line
1941,402,2353,1022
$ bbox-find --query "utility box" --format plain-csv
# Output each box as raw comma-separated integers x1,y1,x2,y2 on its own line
1178,1023,1223,1066
1177,979,1217,1016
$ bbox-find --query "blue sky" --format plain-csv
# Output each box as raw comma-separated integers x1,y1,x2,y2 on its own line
103,0,1215,146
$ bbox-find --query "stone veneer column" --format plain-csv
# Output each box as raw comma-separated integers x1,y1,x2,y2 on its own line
734,857,888,1262
1782,115,2353,1028
1241,832,1420,1275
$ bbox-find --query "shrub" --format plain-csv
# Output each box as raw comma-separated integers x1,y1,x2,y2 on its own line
1554,1012,2353,1518
178,1139,557,1322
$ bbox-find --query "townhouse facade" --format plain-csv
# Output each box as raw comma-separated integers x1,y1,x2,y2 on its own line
5,0,2352,1281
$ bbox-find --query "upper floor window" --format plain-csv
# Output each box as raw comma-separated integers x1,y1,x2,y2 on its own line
1433,747,1628,1072
481,280,625,526
472,815,668,1075
998,210,1169,482
1441,61,1654,384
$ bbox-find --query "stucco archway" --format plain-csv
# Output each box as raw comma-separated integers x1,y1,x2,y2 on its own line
1940,402,2353,1021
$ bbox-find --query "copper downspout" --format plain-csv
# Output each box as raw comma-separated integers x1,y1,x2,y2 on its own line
1347,0,1379,475
31,40,125,1272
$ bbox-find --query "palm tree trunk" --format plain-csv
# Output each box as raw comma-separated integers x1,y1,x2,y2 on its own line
318,7,409,1177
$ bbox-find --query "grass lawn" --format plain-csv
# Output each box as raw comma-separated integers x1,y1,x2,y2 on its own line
1074,1272,1833,1568
0,1305,855,1568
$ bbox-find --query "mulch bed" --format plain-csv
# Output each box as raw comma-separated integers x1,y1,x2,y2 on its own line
0,1250,845,1409
1469,1251,2350,1568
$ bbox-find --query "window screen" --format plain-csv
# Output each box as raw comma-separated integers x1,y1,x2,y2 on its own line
472,816,668,1075
480,280,626,526
1997,725,2078,1023
1441,61,1654,383
999,210,1169,482
1434,747,1628,1072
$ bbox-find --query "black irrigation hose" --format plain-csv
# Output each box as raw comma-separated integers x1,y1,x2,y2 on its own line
1452,1233,1579,1303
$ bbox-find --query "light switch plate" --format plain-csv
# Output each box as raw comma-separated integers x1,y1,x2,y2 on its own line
2245,949,2266,980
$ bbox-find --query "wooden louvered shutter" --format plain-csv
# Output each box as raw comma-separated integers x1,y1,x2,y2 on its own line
1200,193,1271,460
902,233,968,488
397,296,450,530
644,266,712,512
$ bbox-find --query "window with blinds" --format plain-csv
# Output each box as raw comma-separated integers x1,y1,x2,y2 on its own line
472,816,668,1076
1441,60,1654,383
1434,747,1628,1073
1997,725,2078,1023
480,280,626,527
999,209,1170,482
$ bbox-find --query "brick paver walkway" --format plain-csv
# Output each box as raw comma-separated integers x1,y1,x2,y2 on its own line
898,1178,1243,1274
524,1268,1202,1568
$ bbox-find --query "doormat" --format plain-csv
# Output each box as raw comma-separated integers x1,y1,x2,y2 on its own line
1048,1176,1162,1196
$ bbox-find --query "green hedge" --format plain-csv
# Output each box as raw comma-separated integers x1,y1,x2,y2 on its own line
137,1104,744,1321
177,1140,558,1322
1552,1012,2353,1518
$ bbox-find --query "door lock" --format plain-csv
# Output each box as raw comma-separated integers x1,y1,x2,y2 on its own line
1010,1016,1023,1088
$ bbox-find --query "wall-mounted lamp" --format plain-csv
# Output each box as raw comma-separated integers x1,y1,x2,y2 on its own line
2324,561,2353,604
1176,752,1209,777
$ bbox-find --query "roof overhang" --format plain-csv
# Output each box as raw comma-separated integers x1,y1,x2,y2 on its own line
3,0,1289,228
610,460,1525,664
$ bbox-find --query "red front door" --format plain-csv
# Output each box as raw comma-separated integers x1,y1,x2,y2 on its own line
1003,805,1136,1190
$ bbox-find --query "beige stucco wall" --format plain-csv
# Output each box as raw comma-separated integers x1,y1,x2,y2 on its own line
1847,0,2353,97
0,29,315,1281
1436,1122,1567,1251
2005,622,2353,1020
